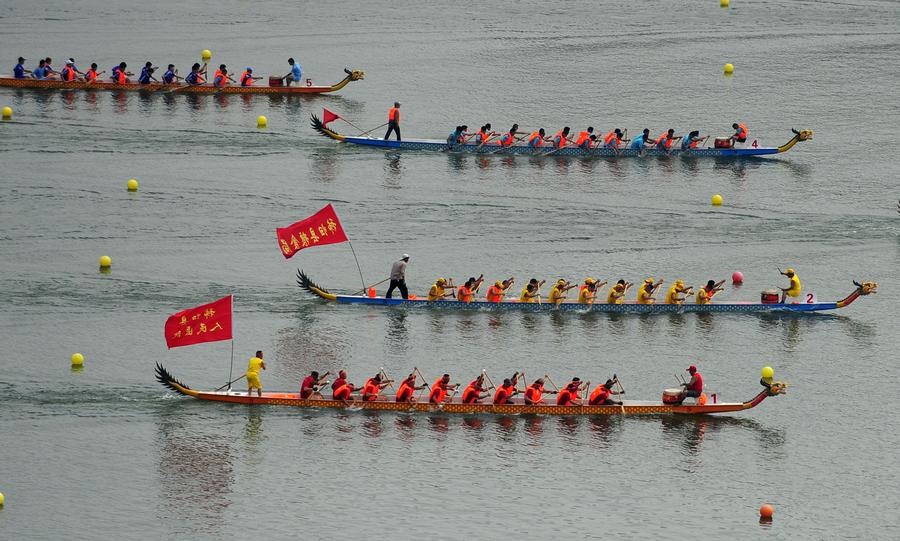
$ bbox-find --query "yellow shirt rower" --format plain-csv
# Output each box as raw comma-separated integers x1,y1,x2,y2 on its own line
427,278,454,301
637,278,663,305
664,280,693,305
607,280,631,304
245,350,266,397
520,279,544,303
696,279,725,304
780,268,801,303
547,279,577,306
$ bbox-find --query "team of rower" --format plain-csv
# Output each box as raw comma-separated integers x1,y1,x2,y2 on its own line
445,123,749,150
12,56,303,87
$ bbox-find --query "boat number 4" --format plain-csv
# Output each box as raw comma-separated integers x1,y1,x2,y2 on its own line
806,293,816,304
751,140,758,148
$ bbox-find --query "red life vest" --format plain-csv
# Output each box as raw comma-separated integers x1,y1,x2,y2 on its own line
556,388,575,406
524,384,543,404
429,379,447,403
334,383,352,400
735,123,748,139
85,69,97,82
493,385,513,405
362,378,380,401
458,286,473,302
657,134,673,149
500,132,514,146
116,70,127,84
688,373,703,392
690,138,701,149
589,386,611,405
575,131,591,147
388,107,400,122
528,131,543,147
462,381,482,404
62,66,75,81
213,70,226,87
605,131,620,147
553,130,567,148
396,380,414,402
486,285,503,302
241,71,253,86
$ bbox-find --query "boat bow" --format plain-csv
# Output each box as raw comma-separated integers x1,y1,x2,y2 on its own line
776,128,814,153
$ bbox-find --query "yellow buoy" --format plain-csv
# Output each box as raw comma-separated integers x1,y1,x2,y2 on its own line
99,255,112,268
761,366,774,381
724,63,735,75
201,49,212,61
71,353,85,366
720,0,729,7
711,194,723,206
257,115,268,128
1,106,11,120
0,491,5,506
127,178,139,192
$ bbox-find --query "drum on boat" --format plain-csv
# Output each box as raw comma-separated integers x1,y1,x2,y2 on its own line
268,76,284,87
662,388,683,404
714,137,732,148
761,289,780,304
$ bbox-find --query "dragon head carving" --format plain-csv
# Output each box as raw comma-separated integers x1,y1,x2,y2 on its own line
853,280,878,295
343,68,365,81
791,128,814,141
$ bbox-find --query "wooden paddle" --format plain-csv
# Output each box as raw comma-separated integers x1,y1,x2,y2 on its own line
482,369,497,391
214,374,246,392
544,374,561,393
614,374,626,414
358,122,389,137
351,276,390,296
379,367,395,391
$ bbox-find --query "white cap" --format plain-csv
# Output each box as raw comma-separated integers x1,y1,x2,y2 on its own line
68,58,75,64
402,253,409,259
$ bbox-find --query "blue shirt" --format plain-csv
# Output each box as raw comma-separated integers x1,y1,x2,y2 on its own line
32,66,46,79
185,71,200,85
139,67,152,84
163,70,175,84
14,63,26,78
629,134,647,149
291,63,302,81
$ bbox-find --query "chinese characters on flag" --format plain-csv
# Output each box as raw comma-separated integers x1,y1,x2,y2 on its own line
276,203,349,259
164,295,233,349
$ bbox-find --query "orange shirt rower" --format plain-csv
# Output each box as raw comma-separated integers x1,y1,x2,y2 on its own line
575,127,595,149
486,278,514,302
589,379,624,406
461,375,489,404
524,378,557,405
395,373,427,403
457,274,484,303
362,373,393,401
492,378,518,405
428,374,459,404
556,379,583,406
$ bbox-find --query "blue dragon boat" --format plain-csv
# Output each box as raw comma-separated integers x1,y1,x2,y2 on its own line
311,115,813,158
298,271,876,315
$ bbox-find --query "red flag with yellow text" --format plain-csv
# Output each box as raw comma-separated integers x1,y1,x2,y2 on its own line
322,108,341,127
164,295,233,349
276,204,348,259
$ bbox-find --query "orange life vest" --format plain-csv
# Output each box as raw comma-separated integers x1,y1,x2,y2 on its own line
334,383,352,400
735,123,748,139
458,286,473,302
553,130,567,148
362,378,380,401
524,384,543,404
241,71,253,86
462,381,482,404
589,386,611,405
429,379,447,403
388,107,400,122
486,285,503,302
213,70,226,87
85,69,97,82
116,70,127,84
690,138,701,149
396,380,414,402
575,131,591,147
528,131,543,147
605,131,620,147
493,385,513,404
62,66,75,81
500,132,514,146
556,387,575,406
657,134,673,149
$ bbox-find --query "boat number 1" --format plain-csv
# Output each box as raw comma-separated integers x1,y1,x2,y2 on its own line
306,78,312,87
806,293,816,304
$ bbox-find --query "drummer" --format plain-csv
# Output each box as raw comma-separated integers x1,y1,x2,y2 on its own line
779,268,801,303
678,365,703,403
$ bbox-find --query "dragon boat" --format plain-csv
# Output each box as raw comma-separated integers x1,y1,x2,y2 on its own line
311,115,812,158
156,363,787,417
0,68,364,95
298,271,877,315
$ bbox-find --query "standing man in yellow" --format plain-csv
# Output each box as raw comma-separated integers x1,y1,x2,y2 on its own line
384,101,401,141
246,350,266,397
779,268,801,303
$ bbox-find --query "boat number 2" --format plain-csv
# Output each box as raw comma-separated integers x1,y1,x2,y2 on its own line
751,140,758,148
806,293,816,304
306,78,312,87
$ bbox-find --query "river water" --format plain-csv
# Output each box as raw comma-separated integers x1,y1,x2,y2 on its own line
1,0,899,539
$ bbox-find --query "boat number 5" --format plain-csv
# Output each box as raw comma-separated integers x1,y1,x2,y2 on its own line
306,78,312,87
806,293,816,304
751,140,758,148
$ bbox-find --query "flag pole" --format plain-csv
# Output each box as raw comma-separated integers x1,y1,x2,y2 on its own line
347,240,367,292
227,295,235,391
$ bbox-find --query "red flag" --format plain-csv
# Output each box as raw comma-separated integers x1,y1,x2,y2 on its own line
165,295,233,349
322,108,341,127
276,203,349,259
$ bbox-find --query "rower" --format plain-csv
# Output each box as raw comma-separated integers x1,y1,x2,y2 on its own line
428,374,459,404
678,364,703,404
31,59,47,80
681,130,703,150
520,279,544,303
498,124,519,146
551,127,571,149
604,128,625,149
300,370,329,399
607,279,632,304
138,62,158,85
385,254,409,299
589,379,623,406
547,279,576,306
110,62,131,84
162,64,180,84
43,58,57,79
240,67,261,86
655,129,677,152
637,278,664,304
83,63,103,82
60,60,78,82
447,125,470,147
362,373,393,402
629,129,653,150
664,280,693,305
779,268,801,303
384,101,401,141
493,378,518,405
575,127,595,149
185,63,205,85
462,374,490,404
245,350,266,397
486,278,514,302
213,64,235,87
474,124,495,145
578,278,607,304
333,381,357,402
331,370,348,397
696,279,725,304
730,122,748,146
527,128,547,148
427,278,455,301
457,275,484,303
556,378,582,406
14,57,30,79
396,372,427,403
524,378,556,405
283,57,302,86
